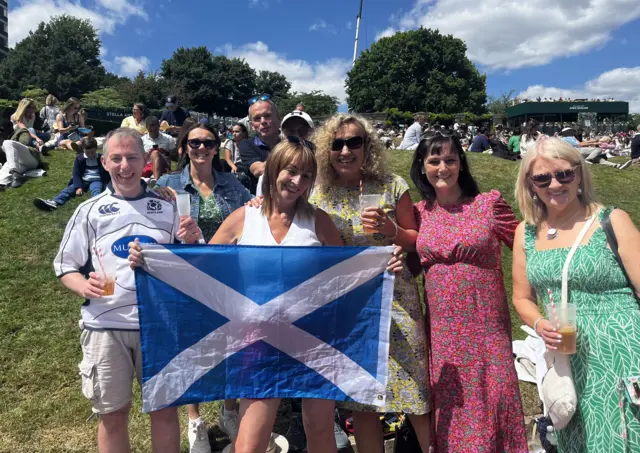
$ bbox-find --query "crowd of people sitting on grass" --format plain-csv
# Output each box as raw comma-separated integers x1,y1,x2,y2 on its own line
513,97,620,104
2,91,640,453
394,114,640,167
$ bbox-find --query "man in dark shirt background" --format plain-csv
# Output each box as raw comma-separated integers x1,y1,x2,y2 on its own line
469,127,491,152
159,95,190,136
631,125,640,164
238,98,281,194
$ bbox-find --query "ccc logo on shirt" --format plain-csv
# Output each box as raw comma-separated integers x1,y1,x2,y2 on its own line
98,203,120,215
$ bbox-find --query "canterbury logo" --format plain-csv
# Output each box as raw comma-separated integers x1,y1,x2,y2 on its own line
98,203,120,215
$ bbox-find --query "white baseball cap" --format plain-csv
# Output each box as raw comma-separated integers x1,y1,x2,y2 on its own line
281,111,314,129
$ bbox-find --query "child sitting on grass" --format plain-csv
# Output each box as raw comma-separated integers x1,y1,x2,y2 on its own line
34,137,110,211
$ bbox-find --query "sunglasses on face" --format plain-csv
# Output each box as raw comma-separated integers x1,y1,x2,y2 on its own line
248,94,271,105
187,139,218,150
529,166,578,188
331,136,364,152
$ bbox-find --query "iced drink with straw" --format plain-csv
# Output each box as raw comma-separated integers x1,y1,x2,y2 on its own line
94,246,116,297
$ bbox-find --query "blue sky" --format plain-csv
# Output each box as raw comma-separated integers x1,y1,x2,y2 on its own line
8,0,640,111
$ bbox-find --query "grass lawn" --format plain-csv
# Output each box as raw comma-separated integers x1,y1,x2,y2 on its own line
1,149,638,452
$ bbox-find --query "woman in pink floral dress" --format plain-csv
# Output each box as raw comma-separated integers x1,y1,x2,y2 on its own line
409,135,528,453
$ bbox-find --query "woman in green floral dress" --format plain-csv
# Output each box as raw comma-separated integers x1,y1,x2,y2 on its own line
310,114,431,453
512,137,640,453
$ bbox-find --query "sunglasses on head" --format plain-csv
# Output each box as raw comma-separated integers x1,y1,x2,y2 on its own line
285,136,315,153
331,136,364,152
529,166,578,188
187,139,218,150
248,94,271,105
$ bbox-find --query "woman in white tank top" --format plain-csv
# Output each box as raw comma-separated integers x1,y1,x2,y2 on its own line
210,141,344,453
129,140,405,453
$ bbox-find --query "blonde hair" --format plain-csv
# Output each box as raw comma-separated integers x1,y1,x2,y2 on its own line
261,140,317,220
515,137,600,225
11,98,36,124
63,97,80,115
45,95,58,106
313,114,388,188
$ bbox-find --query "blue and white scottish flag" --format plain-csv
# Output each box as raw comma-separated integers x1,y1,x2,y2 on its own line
135,244,395,413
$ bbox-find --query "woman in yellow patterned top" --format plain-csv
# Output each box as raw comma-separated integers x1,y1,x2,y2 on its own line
120,103,148,135
309,114,431,453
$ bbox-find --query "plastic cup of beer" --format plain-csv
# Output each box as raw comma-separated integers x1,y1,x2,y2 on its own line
176,192,191,218
99,261,117,297
360,194,381,234
545,303,577,354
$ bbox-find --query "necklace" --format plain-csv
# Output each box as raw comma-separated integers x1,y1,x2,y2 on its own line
545,210,582,240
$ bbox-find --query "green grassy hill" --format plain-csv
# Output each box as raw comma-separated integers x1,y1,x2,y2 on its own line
0,150,638,452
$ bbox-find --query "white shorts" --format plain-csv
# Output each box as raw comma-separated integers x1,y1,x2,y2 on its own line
79,329,142,414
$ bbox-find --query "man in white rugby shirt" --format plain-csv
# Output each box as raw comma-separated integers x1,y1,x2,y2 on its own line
54,128,202,453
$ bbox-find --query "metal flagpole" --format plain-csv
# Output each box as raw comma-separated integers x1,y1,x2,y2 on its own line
352,0,364,67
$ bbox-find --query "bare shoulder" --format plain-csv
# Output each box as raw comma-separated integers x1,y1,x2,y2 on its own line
513,221,527,247
610,208,633,224
209,206,246,244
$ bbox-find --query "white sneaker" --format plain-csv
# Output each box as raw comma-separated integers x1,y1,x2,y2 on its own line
188,418,212,453
218,407,239,440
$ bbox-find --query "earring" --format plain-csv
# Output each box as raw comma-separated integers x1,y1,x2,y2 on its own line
577,188,583,195
532,194,538,201
421,167,425,175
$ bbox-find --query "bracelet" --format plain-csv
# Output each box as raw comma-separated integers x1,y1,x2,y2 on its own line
532,317,544,335
389,220,399,241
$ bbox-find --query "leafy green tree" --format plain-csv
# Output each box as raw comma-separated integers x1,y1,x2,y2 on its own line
117,71,165,109
255,70,291,100
21,87,49,107
160,47,256,116
346,28,486,114
210,57,256,117
384,108,414,127
278,91,339,117
0,15,105,101
81,87,126,108
160,46,218,112
486,90,518,117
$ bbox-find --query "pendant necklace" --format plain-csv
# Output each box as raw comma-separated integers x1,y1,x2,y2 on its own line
545,210,582,240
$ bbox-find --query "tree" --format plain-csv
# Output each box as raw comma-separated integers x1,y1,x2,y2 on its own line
117,71,165,109
21,87,49,107
209,57,256,117
81,87,126,108
160,46,218,113
346,28,486,114
255,70,291,100
0,15,105,101
486,90,518,117
278,91,339,117
160,47,256,116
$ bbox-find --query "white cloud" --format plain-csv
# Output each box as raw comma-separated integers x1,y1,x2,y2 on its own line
376,0,640,70
309,19,337,35
375,27,396,42
518,67,640,113
99,46,108,57
249,0,268,8
346,21,353,30
8,0,147,48
309,20,327,31
219,42,351,103
114,56,150,77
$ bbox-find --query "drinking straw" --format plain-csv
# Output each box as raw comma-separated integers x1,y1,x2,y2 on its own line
548,288,560,329
93,245,107,280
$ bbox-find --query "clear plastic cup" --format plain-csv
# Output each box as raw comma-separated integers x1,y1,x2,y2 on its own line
176,192,191,218
545,303,577,354
98,259,117,297
360,194,381,234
